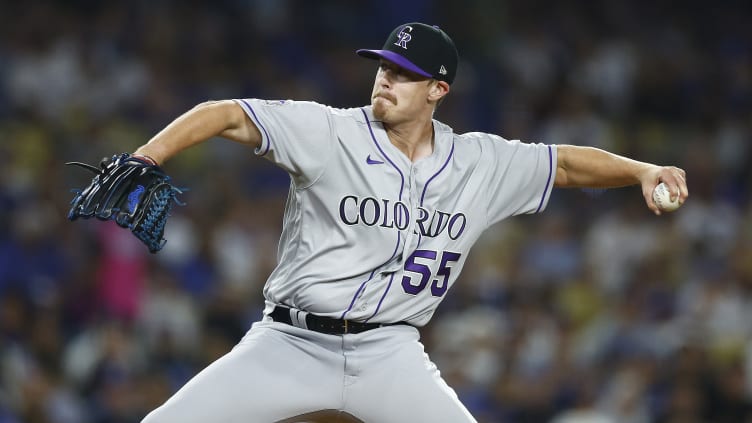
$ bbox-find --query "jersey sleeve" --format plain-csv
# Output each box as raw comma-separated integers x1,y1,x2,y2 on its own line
480,135,557,226
234,99,335,187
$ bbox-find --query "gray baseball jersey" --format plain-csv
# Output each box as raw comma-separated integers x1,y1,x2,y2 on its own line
143,99,556,423
234,98,556,326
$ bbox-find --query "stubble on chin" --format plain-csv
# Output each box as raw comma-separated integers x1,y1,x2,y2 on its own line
371,98,388,121
372,105,385,121
374,93,401,121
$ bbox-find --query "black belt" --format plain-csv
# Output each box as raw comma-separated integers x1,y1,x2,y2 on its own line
269,305,406,335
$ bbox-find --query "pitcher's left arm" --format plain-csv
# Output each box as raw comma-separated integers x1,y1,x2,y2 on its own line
554,144,688,215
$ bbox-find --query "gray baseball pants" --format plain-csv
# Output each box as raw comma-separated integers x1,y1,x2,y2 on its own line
141,320,476,422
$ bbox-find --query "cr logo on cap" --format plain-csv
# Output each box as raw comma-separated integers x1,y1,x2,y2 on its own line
394,25,413,49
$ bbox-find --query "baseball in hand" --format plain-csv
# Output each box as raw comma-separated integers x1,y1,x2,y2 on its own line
652,182,681,212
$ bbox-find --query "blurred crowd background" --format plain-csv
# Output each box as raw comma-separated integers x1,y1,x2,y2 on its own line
1,1,751,422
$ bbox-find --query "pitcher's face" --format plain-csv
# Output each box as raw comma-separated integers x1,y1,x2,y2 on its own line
370,60,434,124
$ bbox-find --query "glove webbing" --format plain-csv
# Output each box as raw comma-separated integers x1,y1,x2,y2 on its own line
132,183,183,253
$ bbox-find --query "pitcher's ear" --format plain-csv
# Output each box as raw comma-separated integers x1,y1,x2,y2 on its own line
429,79,450,102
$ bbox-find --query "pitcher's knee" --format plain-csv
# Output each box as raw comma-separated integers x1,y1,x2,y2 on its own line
140,405,174,423
140,409,157,423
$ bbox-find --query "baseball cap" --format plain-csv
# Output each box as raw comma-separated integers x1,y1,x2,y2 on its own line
357,22,459,84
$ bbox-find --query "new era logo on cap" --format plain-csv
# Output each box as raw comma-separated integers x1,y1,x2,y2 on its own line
356,22,459,84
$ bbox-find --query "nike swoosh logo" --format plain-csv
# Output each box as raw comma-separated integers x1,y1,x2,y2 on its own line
366,155,384,165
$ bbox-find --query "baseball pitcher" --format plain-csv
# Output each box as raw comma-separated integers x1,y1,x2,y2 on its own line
70,22,688,423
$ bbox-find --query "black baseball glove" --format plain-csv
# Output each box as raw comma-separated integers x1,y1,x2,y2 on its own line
66,153,184,253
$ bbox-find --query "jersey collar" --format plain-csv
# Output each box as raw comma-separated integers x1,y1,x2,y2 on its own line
362,106,454,170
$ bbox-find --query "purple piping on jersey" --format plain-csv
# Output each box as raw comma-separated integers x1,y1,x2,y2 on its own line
360,108,405,200
340,109,407,320
420,139,455,205
365,140,455,321
535,145,554,213
239,99,271,156
364,273,395,323
340,270,376,320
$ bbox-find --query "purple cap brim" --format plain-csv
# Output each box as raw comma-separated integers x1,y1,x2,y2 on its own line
356,49,433,78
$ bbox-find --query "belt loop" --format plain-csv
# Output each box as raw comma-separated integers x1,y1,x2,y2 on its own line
291,308,308,330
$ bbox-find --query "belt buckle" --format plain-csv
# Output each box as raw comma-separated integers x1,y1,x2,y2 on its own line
344,319,349,334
